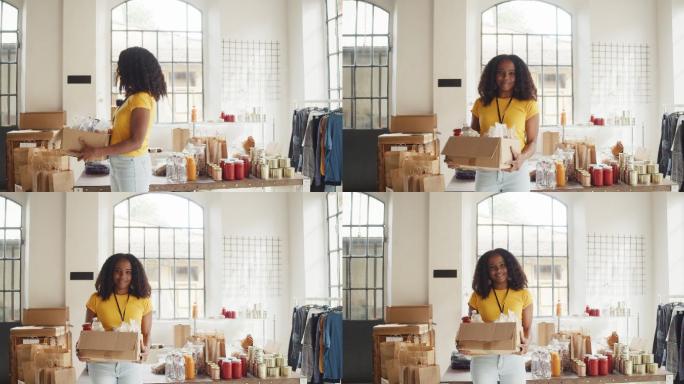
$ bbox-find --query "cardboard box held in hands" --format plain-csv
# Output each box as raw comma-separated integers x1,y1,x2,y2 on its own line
456,321,522,355
77,331,142,362
442,136,521,171
60,127,110,160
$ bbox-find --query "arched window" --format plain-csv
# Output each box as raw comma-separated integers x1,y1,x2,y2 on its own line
113,194,204,319
111,0,203,123
328,192,385,320
476,193,568,316
342,1,390,130
0,196,22,322
326,0,343,109
482,0,573,126
0,1,19,128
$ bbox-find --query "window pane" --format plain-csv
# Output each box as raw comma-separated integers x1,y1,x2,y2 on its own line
373,37,389,66
497,35,512,55
355,99,371,129
142,32,157,57
349,227,367,256
356,37,372,66
160,290,174,318
188,6,202,32
343,67,352,97
158,33,172,62
558,10,572,35
330,251,339,286
175,260,189,289
374,9,389,34
492,226,507,249
0,199,5,225
523,226,538,256
2,3,18,31
1,65,7,94
509,226,522,256
478,225,492,256
158,96,173,123
160,229,174,258
173,32,187,61
160,260,174,289
523,258,537,287
144,259,159,289
190,229,203,259
496,1,557,35
482,8,496,34
539,287,553,316
543,96,558,126
537,257,553,287
356,1,373,35
174,93,188,123
6,201,20,227
554,258,568,287
130,228,144,257
190,290,203,317
329,217,338,251
175,229,188,259
112,3,126,30
349,258,366,288
543,67,558,96
482,35,496,65
538,226,552,256
369,197,384,225
528,36,542,65
353,193,369,225
553,227,567,257
343,1,356,35
376,259,384,290
543,36,557,65
127,31,142,49
114,228,129,254
512,35,527,62
188,63,203,93
558,36,572,66
368,227,383,256
189,203,202,228
350,290,367,320
328,21,338,53
558,67,573,96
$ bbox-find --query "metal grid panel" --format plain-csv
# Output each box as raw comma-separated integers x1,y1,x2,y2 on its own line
0,197,22,323
342,0,391,130
591,42,650,111
586,233,645,298
113,197,206,320
0,1,20,128
222,39,280,105
481,2,574,127
223,236,282,300
110,1,204,124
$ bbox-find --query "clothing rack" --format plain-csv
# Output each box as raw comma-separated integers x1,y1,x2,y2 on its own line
293,99,343,110
294,297,343,306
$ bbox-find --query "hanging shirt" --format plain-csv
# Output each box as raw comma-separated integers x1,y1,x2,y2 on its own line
468,288,532,322
323,311,343,381
86,292,152,331
111,92,156,157
324,113,343,186
472,97,539,149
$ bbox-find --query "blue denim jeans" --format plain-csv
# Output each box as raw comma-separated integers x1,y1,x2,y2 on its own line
109,154,151,193
87,362,142,384
471,355,526,384
475,169,530,192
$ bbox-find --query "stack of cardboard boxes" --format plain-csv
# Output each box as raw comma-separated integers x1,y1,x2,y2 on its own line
379,115,444,192
14,148,72,192
10,307,75,384
375,305,440,384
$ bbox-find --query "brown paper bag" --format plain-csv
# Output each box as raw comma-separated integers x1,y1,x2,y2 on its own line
49,171,74,192
53,367,76,384
35,347,71,369
173,128,190,152
399,345,435,366
543,132,561,156
391,169,407,192
420,175,445,192
174,324,191,348
415,365,440,384
537,322,555,346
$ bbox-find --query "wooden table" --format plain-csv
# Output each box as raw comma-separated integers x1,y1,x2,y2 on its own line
447,176,678,192
77,365,305,384
74,173,308,192
5,129,60,191
377,132,439,191
441,367,673,383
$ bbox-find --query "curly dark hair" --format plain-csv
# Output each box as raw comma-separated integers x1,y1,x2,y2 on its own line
478,54,537,106
116,47,167,101
472,248,528,298
95,253,151,300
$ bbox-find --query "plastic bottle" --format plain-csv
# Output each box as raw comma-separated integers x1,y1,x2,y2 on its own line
92,317,104,331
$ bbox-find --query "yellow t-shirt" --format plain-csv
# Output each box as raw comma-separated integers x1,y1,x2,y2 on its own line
86,292,153,331
472,97,539,148
468,288,533,323
111,92,156,157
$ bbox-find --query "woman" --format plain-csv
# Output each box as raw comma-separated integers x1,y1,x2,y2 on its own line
461,248,532,384
80,253,153,383
78,47,167,192
471,54,540,192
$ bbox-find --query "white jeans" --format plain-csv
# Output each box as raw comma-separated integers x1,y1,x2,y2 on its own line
471,355,526,384
109,154,151,193
87,362,142,384
475,169,530,192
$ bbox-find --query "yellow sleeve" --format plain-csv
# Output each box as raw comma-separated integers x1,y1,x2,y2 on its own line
471,99,482,118
467,292,478,310
522,289,533,309
525,100,539,120
142,297,153,316
128,93,154,110
86,293,99,313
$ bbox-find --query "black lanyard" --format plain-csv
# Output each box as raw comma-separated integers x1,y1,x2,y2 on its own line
496,98,514,124
492,288,510,314
114,293,130,323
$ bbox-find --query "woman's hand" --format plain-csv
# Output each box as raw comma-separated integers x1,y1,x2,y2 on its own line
76,139,101,161
505,148,526,172
516,333,529,355
140,340,149,361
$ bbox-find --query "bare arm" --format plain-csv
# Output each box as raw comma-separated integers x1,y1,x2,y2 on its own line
518,304,533,354
471,115,481,133
85,308,96,323
507,114,540,172
140,312,152,360
78,108,151,161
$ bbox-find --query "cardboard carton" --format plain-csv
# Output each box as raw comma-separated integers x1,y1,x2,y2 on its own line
373,324,430,336
10,325,68,338
60,127,110,159
77,331,142,362
23,307,69,326
390,115,437,134
442,136,522,171
19,112,67,130
386,305,433,324
456,321,521,355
